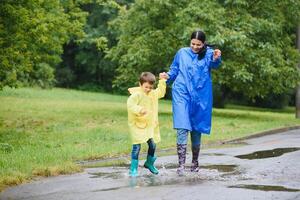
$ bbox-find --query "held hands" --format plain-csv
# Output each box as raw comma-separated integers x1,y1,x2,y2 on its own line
159,72,169,80
213,49,221,61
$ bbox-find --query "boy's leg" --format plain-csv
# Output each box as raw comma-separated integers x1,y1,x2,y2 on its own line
190,131,202,172
129,144,141,176
177,129,188,176
144,138,159,174
131,144,141,160
147,138,156,157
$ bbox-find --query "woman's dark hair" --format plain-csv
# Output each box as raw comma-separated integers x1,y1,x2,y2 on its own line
191,30,208,60
139,72,156,85
191,30,206,43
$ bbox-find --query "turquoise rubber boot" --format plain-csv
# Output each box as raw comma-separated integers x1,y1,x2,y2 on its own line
129,159,138,177
144,155,159,175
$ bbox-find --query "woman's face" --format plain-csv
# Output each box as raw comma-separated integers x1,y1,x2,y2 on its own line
190,39,204,53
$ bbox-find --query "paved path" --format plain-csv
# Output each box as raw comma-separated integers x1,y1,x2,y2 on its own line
1,129,300,200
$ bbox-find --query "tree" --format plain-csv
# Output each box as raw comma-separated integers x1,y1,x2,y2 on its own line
0,0,87,89
108,0,300,102
296,25,300,117
217,0,300,99
57,0,134,91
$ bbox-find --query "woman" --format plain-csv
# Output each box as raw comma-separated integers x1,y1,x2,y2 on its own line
161,30,222,175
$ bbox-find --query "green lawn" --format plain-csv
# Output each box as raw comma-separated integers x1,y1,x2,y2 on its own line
0,87,299,191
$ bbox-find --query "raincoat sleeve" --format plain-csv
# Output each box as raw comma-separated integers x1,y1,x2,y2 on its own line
166,50,180,85
208,50,222,69
127,93,143,115
153,79,166,99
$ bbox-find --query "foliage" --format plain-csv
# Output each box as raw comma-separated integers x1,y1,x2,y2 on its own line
216,0,300,99
109,0,300,99
1,0,300,106
57,0,134,91
0,0,87,89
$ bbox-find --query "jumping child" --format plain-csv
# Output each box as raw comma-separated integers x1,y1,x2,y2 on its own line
127,72,166,176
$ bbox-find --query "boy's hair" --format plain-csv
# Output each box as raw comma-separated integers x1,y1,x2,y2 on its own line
139,72,156,85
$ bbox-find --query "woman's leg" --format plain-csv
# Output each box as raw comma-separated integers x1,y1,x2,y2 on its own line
176,129,189,175
144,138,159,174
190,132,202,172
129,144,141,176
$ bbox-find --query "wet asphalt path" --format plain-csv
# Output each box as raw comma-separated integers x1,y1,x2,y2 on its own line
1,129,300,200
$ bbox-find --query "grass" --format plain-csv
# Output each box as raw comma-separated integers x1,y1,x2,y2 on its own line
0,87,299,191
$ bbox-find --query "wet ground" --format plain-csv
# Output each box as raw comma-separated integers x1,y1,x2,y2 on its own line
1,129,300,200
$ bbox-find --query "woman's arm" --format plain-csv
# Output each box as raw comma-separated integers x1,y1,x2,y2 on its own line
166,50,180,84
209,49,222,69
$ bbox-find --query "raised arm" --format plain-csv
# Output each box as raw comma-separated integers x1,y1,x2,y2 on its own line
209,49,222,69
153,79,167,99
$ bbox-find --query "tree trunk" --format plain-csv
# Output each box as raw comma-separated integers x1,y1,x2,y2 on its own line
296,25,300,118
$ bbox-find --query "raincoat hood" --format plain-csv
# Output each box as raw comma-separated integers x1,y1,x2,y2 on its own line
128,87,141,95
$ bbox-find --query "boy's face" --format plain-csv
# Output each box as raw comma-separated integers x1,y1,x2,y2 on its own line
140,82,153,94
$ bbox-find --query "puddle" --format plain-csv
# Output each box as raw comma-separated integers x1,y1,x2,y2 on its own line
92,174,206,192
201,165,237,173
235,147,300,159
91,164,245,193
89,171,124,179
229,184,300,192
92,186,126,192
161,163,178,169
162,163,238,173
202,153,226,156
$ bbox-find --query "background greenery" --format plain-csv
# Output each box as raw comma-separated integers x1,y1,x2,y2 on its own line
1,0,300,108
1,0,300,192
0,87,299,191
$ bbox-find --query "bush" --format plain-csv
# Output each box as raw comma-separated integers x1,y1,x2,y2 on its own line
250,93,291,109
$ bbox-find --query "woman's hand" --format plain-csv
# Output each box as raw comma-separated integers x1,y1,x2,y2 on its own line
213,49,221,61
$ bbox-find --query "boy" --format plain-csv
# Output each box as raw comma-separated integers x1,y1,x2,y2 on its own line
127,72,166,176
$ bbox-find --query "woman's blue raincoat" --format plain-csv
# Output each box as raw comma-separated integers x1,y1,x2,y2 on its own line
167,47,221,134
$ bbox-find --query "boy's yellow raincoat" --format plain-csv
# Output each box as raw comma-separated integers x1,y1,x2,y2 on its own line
127,80,166,144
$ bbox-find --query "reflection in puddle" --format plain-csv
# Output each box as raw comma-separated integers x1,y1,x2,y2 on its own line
229,184,300,192
201,165,237,173
161,163,178,169
162,163,238,173
202,153,226,156
89,171,124,179
92,174,207,192
235,147,300,160
93,186,124,192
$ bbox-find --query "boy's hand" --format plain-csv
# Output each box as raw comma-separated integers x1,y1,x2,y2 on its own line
213,49,221,61
140,108,147,115
159,72,169,80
